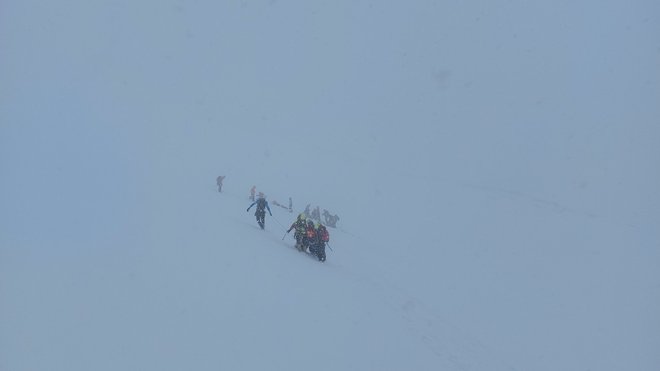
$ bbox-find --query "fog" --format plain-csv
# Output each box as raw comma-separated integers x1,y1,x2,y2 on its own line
2,1,659,370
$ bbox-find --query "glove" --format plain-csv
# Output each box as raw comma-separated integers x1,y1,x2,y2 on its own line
246,208,250,212
269,213,272,216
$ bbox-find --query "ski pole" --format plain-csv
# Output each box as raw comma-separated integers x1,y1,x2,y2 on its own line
326,242,333,252
282,231,288,240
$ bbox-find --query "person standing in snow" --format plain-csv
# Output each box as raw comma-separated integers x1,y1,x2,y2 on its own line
249,185,256,201
286,213,308,251
309,223,329,262
247,195,272,230
302,220,317,253
322,209,340,228
311,206,321,222
216,175,226,192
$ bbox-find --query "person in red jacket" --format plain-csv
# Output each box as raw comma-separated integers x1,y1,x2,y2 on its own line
302,220,317,253
310,223,329,262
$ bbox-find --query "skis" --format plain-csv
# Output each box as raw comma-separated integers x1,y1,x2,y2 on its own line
271,200,292,212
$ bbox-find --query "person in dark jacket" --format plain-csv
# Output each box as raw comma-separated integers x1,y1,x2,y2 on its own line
311,206,321,222
286,213,307,251
322,209,340,228
247,195,272,229
309,223,329,262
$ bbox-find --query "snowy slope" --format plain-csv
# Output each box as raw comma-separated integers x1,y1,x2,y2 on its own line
0,178,517,371
2,1,660,371
2,156,659,371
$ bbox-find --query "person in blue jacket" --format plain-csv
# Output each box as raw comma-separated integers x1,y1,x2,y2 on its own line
247,195,272,229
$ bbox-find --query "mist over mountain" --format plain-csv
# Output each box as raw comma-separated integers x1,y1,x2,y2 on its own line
2,1,659,370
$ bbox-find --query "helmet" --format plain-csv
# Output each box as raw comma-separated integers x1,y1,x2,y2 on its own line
307,220,314,227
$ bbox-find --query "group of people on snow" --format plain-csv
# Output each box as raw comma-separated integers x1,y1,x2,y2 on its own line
286,213,330,262
246,194,330,262
216,176,332,262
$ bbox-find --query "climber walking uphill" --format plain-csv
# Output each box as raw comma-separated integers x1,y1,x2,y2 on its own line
286,213,308,252
286,215,330,262
247,194,272,230
310,222,330,262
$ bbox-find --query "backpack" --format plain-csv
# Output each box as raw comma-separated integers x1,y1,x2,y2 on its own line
256,198,267,211
318,226,329,242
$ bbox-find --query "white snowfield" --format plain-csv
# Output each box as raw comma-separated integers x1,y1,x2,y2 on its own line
1,1,659,371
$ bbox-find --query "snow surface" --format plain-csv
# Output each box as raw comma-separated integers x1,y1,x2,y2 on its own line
1,1,660,370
